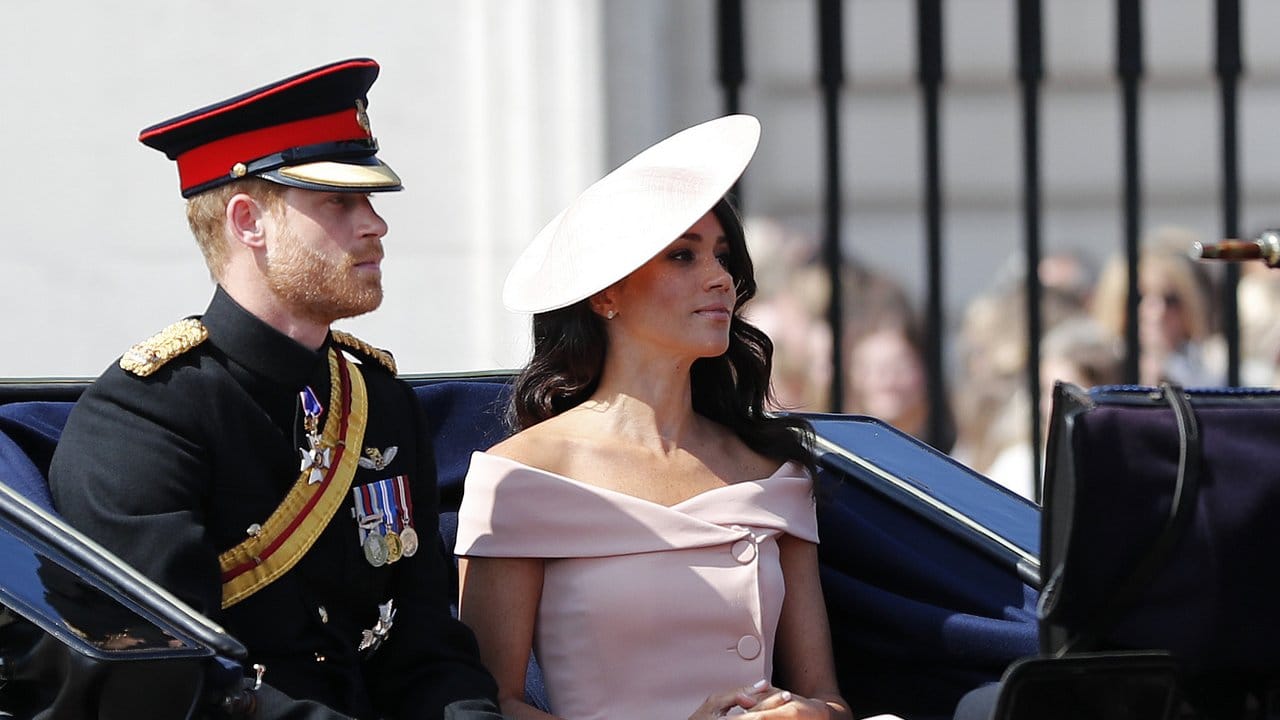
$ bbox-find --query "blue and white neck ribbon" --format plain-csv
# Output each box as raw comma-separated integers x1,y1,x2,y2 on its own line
298,386,331,484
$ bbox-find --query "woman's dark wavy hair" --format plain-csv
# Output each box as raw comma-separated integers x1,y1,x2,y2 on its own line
508,198,814,470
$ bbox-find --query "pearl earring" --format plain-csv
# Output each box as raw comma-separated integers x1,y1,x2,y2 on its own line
606,310,617,319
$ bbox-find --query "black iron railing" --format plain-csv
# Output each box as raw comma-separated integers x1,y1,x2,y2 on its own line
714,0,1248,501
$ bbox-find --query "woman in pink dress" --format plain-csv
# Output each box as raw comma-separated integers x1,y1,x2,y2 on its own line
455,116,854,720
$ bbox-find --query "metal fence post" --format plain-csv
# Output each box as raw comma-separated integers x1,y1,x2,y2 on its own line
818,0,846,412
1018,0,1045,499
717,0,748,210
1217,0,1243,387
917,0,947,448
1117,0,1144,385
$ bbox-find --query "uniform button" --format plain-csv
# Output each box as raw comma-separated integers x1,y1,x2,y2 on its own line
731,539,756,564
317,606,329,624
736,635,761,660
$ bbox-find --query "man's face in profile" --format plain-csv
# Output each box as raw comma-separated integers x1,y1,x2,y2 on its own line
263,188,389,325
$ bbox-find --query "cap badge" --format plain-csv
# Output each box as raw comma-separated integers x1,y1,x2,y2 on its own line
355,99,372,136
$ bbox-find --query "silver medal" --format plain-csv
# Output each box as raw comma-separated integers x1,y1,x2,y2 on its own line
362,532,389,567
399,526,419,557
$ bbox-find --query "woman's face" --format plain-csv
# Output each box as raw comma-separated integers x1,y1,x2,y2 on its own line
1138,265,1191,350
601,211,736,359
847,328,926,424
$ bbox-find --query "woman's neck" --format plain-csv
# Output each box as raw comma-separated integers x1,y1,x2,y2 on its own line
584,353,700,452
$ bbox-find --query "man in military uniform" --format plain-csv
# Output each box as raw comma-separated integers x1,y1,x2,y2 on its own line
49,58,502,719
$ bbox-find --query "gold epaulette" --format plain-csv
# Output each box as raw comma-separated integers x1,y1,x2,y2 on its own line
331,329,397,374
120,318,208,377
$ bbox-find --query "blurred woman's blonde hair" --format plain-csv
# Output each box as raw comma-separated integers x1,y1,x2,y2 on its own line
1091,225,1214,344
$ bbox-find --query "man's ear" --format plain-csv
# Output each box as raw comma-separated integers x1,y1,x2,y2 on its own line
226,193,269,249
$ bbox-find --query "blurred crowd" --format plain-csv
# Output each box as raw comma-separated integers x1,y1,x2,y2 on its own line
745,219,1280,502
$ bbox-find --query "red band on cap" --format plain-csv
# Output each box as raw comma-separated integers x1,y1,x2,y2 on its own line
175,108,369,192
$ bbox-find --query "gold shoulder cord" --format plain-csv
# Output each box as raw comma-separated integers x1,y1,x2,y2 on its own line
120,318,208,377
331,329,397,374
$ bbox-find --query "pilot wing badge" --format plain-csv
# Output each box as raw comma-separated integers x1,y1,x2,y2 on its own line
359,446,398,471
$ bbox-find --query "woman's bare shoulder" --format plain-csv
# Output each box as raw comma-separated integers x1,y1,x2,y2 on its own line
485,414,587,474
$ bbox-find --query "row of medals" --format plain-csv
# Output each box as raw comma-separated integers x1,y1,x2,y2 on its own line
360,515,419,567
298,387,417,569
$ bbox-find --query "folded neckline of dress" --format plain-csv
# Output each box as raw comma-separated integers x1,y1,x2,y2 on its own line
471,451,805,510
454,452,819,558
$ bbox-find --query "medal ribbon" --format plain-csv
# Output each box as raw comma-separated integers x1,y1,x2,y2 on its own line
353,485,379,545
218,348,368,608
394,476,414,529
365,483,386,536
379,480,401,532
300,386,323,420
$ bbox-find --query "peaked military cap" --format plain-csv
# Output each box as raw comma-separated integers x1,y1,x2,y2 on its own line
139,58,402,198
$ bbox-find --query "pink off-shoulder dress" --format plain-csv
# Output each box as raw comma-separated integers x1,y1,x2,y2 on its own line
455,452,819,720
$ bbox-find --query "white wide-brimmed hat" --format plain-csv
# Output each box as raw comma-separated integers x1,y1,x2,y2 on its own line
503,114,762,314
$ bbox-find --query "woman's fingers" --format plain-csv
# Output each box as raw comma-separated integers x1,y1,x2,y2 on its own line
738,691,837,719
735,679,775,708
743,689,794,713
752,686,793,707
688,680,774,719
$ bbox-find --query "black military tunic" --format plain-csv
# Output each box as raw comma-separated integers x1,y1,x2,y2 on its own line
50,287,499,719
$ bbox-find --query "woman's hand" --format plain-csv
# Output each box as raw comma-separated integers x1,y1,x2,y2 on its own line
688,680,774,719
736,688,840,719
739,690,903,720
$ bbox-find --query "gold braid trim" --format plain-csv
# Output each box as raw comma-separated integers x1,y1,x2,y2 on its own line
331,329,397,374
120,319,208,377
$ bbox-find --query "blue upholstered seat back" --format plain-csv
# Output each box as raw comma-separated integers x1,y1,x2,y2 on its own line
0,402,74,514
414,380,513,513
